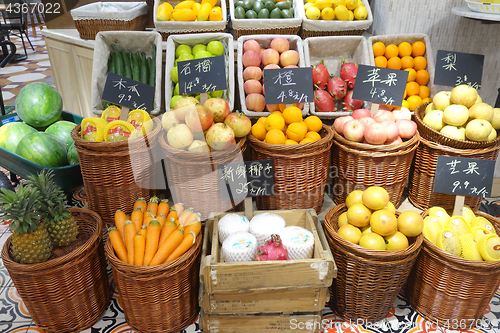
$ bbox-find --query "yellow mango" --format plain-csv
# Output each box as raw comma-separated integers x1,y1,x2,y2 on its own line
172,8,197,21
197,3,212,21
157,2,173,21
201,0,217,6
209,8,223,21
192,2,201,14
174,0,195,10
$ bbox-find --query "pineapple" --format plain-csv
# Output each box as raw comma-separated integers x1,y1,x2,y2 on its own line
26,170,78,247
0,183,53,264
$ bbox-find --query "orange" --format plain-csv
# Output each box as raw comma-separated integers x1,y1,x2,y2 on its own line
384,44,399,59
374,56,388,68
405,81,420,96
305,131,321,141
387,56,402,70
384,231,409,250
282,123,288,134
271,111,283,116
338,212,349,227
303,115,323,132
286,122,307,142
401,99,410,109
362,186,389,210
359,232,386,250
415,69,430,86
400,55,414,69
338,224,362,244
407,95,423,111
251,122,267,141
398,42,412,57
372,42,386,57
397,211,424,237
285,139,298,145
346,203,372,227
257,117,267,125
265,129,286,144
299,137,315,144
282,106,303,124
419,85,430,100
422,97,433,104
370,209,398,236
404,68,416,82
346,190,364,208
403,88,407,99
413,56,427,71
411,41,426,57
265,113,285,131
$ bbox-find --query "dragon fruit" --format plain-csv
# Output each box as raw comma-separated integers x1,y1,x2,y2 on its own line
314,88,336,112
340,59,358,89
255,234,290,261
312,60,330,90
342,90,364,112
327,76,347,101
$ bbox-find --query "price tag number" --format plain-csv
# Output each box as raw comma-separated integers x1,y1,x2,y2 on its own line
369,88,394,105
456,75,480,90
451,180,487,198
277,89,308,104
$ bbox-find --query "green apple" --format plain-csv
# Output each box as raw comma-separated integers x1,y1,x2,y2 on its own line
194,50,213,59
210,90,224,98
207,41,225,56
173,82,180,96
170,95,182,109
171,66,178,83
175,53,194,66
175,44,192,58
192,44,207,56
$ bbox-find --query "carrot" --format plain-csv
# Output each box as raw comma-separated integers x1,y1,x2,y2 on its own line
156,213,167,227
138,224,148,238
149,229,184,266
133,197,147,212
173,203,185,215
123,221,136,265
143,212,156,226
166,207,178,221
159,218,178,247
133,233,146,266
143,219,162,266
143,208,154,220
157,199,170,216
182,212,200,227
131,207,143,233
183,221,202,237
178,208,194,226
166,231,196,263
108,227,128,262
146,196,159,215
114,210,127,242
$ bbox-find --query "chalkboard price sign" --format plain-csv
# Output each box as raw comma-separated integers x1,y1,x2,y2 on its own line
263,68,313,105
220,159,274,200
352,64,408,107
433,156,495,198
102,72,155,111
434,50,484,89
178,55,227,95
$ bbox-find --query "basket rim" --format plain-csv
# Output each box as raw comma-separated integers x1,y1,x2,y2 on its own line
417,131,500,155
1,207,103,272
324,204,423,261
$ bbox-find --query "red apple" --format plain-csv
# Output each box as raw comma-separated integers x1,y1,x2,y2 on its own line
242,50,261,68
243,80,262,95
343,119,365,142
358,116,376,127
270,37,290,53
384,136,403,145
364,123,388,145
284,65,299,68
261,48,280,66
185,104,214,133
224,112,252,137
266,104,280,112
245,93,266,112
373,110,395,123
333,116,353,135
380,120,400,142
378,104,391,111
204,97,230,123
243,39,261,54
392,107,412,121
396,119,417,139
352,108,372,119
205,123,236,151
280,50,300,67
243,66,262,81
263,64,280,71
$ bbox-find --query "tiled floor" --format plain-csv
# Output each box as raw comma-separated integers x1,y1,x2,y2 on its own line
3,25,500,333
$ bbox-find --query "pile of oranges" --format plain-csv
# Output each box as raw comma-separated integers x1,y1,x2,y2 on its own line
251,106,323,145
372,40,432,111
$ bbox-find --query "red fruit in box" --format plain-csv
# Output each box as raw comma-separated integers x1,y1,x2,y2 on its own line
312,60,330,90
342,90,363,112
340,59,358,89
314,88,336,112
327,76,347,101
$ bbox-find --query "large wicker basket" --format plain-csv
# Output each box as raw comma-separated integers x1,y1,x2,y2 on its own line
324,204,423,322
330,127,420,207
71,118,162,225
248,125,334,214
405,209,500,329
105,232,202,333
158,133,247,220
1,208,110,333
408,135,500,211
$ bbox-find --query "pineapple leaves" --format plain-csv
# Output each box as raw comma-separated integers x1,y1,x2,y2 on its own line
0,183,41,234
26,170,68,223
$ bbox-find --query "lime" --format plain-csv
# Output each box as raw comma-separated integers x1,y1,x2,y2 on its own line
320,7,335,20
305,6,320,20
334,5,349,20
192,44,207,55
170,66,178,83
354,5,367,19
170,95,182,108
175,44,192,58
207,41,225,56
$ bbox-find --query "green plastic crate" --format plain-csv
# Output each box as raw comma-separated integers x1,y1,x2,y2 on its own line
0,111,84,193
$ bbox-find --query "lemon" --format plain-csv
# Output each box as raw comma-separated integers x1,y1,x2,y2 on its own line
306,0,316,3
306,6,321,19
345,0,357,10
320,7,335,20
348,9,354,20
304,2,314,10
332,0,346,7
314,0,332,10
354,5,367,19
334,5,349,20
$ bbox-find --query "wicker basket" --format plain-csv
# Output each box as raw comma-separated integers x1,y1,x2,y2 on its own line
330,127,420,207
1,208,110,333
324,204,423,322
248,125,334,214
70,118,162,225
106,232,202,333
405,209,500,329
158,133,247,220
414,102,500,149
408,135,500,211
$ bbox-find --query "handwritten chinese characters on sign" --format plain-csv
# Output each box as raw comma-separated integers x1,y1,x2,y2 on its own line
352,64,408,107
101,72,155,112
178,55,227,95
433,156,495,198
434,50,484,89
220,159,274,200
263,68,313,105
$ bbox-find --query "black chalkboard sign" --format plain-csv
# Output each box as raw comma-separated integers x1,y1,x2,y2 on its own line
220,159,274,201
352,64,408,107
433,156,495,198
263,68,313,105
102,72,155,111
434,50,484,89
178,55,227,95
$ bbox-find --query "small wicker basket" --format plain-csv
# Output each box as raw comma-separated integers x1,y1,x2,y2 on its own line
248,124,334,214
1,208,111,333
324,204,423,322
405,209,500,329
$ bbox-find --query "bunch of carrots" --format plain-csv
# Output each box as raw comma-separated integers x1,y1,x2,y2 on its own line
108,196,202,266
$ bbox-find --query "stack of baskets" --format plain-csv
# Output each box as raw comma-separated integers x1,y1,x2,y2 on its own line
248,124,334,214
409,102,500,210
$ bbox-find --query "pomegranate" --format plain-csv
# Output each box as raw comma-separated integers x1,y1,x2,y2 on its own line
204,97,230,123
205,123,236,151
224,112,252,138
312,60,330,90
184,104,214,133
327,76,347,101
167,123,194,149
255,234,290,261
342,90,363,112
340,59,358,89
314,88,336,112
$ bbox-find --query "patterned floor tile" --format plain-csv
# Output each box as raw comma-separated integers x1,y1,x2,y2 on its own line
0,286,32,323
0,322,31,332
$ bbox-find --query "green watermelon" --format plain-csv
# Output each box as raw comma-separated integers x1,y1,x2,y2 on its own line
45,120,77,147
67,142,79,165
16,132,68,167
0,122,37,153
15,82,63,128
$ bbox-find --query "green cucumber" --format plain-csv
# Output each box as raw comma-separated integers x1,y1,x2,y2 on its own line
108,51,116,73
121,49,132,79
140,52,148,85
148,57,155,87
111,44,124,77
132,53,140,82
